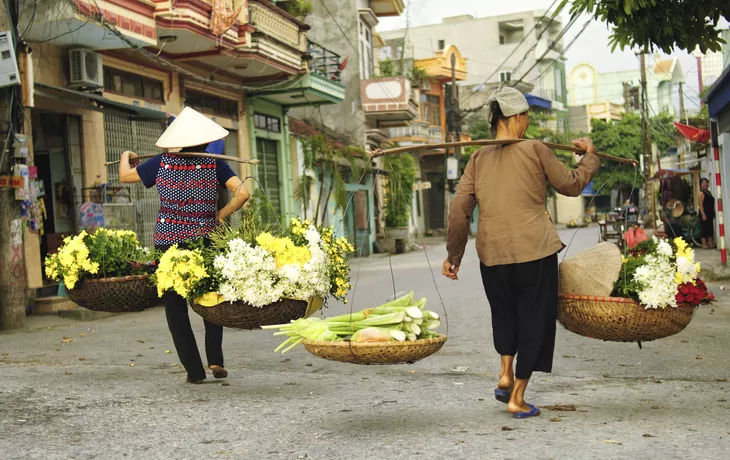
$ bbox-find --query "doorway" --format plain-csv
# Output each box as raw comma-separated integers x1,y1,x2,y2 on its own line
31,111,83,284
426,172,445,230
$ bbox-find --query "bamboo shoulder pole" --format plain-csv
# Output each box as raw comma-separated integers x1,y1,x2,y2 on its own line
368,139,637,166
105,152,261,166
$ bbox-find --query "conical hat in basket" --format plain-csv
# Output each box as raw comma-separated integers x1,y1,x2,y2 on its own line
559,243,622,297
156,107,229,149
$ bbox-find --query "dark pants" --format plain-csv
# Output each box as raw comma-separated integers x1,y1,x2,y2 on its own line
156,244,223,381
479,253,559,380
702,216,715,238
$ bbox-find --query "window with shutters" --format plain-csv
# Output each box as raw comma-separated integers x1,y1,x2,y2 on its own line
103,67,164,103
185,89,238,119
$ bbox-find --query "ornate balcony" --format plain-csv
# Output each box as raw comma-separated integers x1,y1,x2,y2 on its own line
361,76,418,123
20,0,158,49
152,0,308,81
248,41,344,105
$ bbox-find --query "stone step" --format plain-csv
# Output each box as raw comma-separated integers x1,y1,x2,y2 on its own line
32,297,117,321
33,296,78,314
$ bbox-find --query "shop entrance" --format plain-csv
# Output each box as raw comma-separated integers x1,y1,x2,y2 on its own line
31,111,83,286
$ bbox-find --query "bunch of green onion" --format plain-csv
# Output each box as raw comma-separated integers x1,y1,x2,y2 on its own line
262,291,442,354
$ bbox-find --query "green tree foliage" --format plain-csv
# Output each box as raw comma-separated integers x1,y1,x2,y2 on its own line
384,154,416,228
294,135,364,226
569,0,729,53
588,112,677,195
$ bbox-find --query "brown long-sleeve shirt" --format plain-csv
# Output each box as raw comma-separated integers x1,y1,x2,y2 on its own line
446,140,600,267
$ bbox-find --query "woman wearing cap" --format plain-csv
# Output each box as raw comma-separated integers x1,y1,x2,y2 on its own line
119,107,250,384
442,87,600,418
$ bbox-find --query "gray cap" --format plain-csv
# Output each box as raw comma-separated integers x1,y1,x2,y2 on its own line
484,86,529,124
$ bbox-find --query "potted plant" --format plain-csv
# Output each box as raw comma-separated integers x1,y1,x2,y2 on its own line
383,154,416,254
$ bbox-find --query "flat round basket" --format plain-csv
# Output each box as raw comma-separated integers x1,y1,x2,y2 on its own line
190,297,322,330
66,275,159,313
557,294,697,342
301,335,447,365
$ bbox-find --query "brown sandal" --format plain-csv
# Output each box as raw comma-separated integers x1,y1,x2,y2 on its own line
210,365,228,379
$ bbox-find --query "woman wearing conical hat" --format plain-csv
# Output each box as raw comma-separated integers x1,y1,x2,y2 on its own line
120,107,250,384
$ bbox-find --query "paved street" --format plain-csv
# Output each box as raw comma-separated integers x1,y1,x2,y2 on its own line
2,227,729,460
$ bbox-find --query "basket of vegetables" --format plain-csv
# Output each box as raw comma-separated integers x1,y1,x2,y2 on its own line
558,237,712,342
263,292,447,365
155,217,353,329
45,229,159,313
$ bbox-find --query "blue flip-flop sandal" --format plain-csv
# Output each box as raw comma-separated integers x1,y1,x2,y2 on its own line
494,388,512,403
513,404,541,419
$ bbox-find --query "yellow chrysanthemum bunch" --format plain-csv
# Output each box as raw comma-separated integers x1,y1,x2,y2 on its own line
673,237,701,285
91,228,138,243
319,226,354,301
256,232,312,268
155,245,208,298
44,231,99,289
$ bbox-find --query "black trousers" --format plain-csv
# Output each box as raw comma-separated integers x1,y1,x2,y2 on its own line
156,244,223,381
479,253,558,380
702,216,715,238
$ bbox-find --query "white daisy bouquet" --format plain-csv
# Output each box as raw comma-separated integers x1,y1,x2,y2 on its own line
613,237,714,309
156,217,354,308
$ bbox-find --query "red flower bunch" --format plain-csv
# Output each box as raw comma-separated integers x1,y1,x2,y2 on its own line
676,278,715,306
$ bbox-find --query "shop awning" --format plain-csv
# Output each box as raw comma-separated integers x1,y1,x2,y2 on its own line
34,83,167,121
673,122,711,143
706,64,730,118
525,94,551,110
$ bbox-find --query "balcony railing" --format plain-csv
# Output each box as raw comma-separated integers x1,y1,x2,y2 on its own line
386,123,442,142
307,40,342,83
249,0,303,50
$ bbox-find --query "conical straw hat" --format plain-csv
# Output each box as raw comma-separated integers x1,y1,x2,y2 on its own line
156,107,229,149
559,242,622,296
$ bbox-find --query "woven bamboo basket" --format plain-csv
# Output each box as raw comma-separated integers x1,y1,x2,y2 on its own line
190,296,323,329
557,294,697,342
301,335,447,365
66,275,159,313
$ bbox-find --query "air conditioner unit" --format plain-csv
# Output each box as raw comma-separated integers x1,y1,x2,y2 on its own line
69,49,103,89
420,78,431,91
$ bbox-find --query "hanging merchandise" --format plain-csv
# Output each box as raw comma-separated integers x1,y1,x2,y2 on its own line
210,0,242,37
13,163,29,200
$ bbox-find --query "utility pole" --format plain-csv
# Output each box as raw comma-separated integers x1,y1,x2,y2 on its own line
443,52,461,233
678,81,687,123
0,0,28,329
622,81,631,113
639,51,654,228
450,52,461,159
696,55,704,98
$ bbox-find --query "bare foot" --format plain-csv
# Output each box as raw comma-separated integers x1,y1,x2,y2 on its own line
498,374,514,390
508,400,534,414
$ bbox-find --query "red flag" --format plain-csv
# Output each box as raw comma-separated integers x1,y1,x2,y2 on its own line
674,122,711,143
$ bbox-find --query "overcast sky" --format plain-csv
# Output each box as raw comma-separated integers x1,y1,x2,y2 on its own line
378,0,730,113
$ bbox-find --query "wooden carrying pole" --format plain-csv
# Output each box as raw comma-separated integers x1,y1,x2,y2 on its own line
105,152,261,166
368,139,637,166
